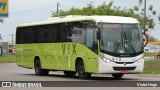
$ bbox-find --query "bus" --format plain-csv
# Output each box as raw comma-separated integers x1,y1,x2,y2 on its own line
16,15,144,79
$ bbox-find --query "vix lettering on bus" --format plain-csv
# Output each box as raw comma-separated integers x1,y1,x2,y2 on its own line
62,44,76,55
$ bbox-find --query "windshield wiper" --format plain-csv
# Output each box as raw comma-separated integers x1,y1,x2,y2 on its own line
123,31,136,53
114,31,136,54
114,31,123,53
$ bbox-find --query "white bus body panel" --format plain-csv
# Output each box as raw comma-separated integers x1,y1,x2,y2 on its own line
98,54,144,74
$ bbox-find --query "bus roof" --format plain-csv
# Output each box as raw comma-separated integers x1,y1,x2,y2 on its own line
17,15,139,28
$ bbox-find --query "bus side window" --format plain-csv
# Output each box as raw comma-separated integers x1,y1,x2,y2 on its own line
27,27,35,43
85,20,98,53
16,28,22,44
35,26,46,43
86,29,94,49
58,23,68,42
46,25,57,42
70,22,85,43
93,29,98,54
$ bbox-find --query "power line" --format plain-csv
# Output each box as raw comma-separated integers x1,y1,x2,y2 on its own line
10,5,56,14
59,4,70,10
9,3,70,16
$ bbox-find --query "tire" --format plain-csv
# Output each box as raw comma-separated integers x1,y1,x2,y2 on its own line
63,71,77,77
34,59,49,76
77,61,91,79
112,74,123,79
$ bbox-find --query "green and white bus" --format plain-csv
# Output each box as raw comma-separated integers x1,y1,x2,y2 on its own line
16,15,144,79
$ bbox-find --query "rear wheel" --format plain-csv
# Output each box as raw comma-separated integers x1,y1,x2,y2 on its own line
63,71,77,77
77,61,91,79
112,74,123,79
34,59,49,76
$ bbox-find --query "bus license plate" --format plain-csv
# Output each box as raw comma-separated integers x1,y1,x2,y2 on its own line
120,70,128,73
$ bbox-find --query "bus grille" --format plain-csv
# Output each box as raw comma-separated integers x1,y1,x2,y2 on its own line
113,67,136,71
114,62,134,64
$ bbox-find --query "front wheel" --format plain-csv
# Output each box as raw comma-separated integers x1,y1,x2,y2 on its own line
77,61,91,79
112,74,123,79
34,59,49,76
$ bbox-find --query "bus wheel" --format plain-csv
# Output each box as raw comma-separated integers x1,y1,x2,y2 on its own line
34,59,49,76
112,74,123,79
77,61,91,79
63,71,77,77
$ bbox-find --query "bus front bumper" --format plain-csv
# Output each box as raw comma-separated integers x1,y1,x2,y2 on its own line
98,57,144,74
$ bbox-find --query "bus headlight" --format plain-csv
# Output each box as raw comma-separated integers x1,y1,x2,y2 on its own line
99,56,110,63
138,58,143,63
138,59,143,63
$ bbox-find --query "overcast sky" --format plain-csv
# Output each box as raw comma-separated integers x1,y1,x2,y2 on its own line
0,0,160,42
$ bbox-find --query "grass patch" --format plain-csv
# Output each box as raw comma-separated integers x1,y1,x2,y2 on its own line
144,61,160,74
0,54,16,64
144,52,156,57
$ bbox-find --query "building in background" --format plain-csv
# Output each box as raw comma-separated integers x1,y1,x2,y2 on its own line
0,42,15,54
144,42,160,53
8,43,14,53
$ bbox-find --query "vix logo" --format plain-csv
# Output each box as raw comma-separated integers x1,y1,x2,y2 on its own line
0,2,6,10
62,44,77,55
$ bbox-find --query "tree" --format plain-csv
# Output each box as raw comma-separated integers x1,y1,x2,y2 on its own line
133,0,158,31
0,18,3,23
52,1,159,31
52,1,139,17
148,36,158,41
158,15,160,21
134,6,139,11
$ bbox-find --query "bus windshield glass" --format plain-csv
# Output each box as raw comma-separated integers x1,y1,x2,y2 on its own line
99,23,143,56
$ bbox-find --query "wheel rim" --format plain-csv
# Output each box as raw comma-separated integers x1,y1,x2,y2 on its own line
79,66,85,75
35,61,40,73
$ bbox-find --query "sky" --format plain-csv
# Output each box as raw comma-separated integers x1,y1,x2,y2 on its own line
0,0,160,43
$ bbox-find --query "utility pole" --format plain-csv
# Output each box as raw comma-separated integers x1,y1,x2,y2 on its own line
8,34,15,44
144,0,146,33
0,34,2,46
56,2,59,16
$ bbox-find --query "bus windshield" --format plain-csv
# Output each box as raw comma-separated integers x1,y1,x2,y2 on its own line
99,23,143,56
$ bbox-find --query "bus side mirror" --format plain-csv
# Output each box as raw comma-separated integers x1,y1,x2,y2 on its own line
142,33,148,47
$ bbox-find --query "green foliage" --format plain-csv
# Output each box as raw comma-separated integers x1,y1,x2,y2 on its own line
148,19,155,28
139,0,143,5
53,1,140,18
152,11,156,15
52,1,159,30
158,15,160,21
149,5,153,11
144,61,160,74
0,18,3,23
135,1,158,30
0,54,16,64
144,52,156,57
148,36,158,41
134,6,139,11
